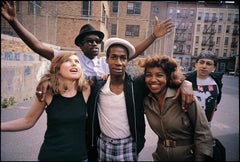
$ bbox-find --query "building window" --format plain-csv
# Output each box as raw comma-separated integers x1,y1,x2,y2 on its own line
204,13,209,22
219,13,223,21
111,24,117,36
216,37,221,45
102,6,105,24
224,37,229,45
197,24,201,32
16,1,20,13
28,1,41,15
223,49,227,57
112,1,118,13
215,49,219,56
227,13,232,21
195,36,199,44
190,9,194,16
226,25,230,33
194,48,198,56
186,45,191,53
198,12,202,20
82,1,91,17
169,8,173,15
127,2,141,15
234,14,239,23
182,9,187,18
188,33,192,41
189,22,193,30
177,9,180,17
218,25,222,33
126,25,139,36
152,6,160,14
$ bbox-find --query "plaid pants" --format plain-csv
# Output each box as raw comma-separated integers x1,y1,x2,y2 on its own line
97,133,138,161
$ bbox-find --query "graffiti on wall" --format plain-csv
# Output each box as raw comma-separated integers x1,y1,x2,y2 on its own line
1,51,35,61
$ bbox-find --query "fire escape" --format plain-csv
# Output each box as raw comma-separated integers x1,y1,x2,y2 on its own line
201,15,217,50
174,14,188,55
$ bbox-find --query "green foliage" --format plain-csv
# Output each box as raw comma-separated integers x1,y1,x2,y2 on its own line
1,96,16,108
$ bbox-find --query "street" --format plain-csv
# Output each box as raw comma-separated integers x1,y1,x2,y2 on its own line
1,75,239,161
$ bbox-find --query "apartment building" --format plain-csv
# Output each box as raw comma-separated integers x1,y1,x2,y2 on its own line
1,1,239,74
193,1,239,73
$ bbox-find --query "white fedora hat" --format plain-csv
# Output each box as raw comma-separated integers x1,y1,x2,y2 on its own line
104,38,135,58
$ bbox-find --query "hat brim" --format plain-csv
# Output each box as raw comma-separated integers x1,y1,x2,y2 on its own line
104,38,135,58
74,31,104,46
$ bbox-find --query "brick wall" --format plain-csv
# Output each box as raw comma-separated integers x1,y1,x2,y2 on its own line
1,34,52,103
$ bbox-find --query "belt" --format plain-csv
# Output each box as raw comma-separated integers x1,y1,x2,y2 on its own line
158,139,193,147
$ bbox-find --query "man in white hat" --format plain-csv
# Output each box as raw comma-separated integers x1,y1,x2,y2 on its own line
87,38,146,161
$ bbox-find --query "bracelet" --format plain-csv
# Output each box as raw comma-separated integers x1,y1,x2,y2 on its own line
151,33,157,39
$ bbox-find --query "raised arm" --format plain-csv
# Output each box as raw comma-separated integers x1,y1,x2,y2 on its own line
129,16,175,60
1,97,46,132
1,1,54,60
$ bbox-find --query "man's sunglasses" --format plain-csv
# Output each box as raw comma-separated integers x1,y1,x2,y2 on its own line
82,39,102,45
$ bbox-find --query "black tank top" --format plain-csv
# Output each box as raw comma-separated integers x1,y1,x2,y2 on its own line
38,91,88,161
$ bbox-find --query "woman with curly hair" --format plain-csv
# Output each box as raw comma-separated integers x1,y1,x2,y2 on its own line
143,55,213,161
1,51,91,161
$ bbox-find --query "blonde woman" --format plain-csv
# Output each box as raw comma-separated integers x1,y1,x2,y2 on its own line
1,51,91,161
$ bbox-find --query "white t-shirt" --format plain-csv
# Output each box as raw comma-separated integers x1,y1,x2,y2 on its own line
194,76,219,122
54,49,109,77
98,77,131,139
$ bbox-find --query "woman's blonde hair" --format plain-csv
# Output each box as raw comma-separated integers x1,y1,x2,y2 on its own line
40,51,89,95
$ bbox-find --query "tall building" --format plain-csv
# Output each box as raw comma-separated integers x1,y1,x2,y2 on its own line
193,1,239,73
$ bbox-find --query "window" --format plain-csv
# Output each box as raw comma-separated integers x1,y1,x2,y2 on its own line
190,9,194,16
223,49,227,57
182,9,187,17
152,6,160,14
194,48,198,56
234,14,239,23
197,24,201,32
195,36,199,44
218,25,222,33
219,13,223,21
202,36,206,42
102,6,105,24
186,45,191,53
224,37,229,45
16,1,20,12
188,33,192,41
216,37,221,45
82,1,91,17
28,1,41,15
106,16,108,29
126,25,139,36
177,9,180,17
111,24,117,36
226,25,230,33
215,49,219,56
227,13,232,21
204,13,209,22
112,1,118,13
212,13,217,21
169,8,173,15
189,22,193,30
198,12,202,20
127,2,141,14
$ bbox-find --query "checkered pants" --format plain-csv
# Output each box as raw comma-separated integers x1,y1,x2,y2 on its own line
97,133,138,161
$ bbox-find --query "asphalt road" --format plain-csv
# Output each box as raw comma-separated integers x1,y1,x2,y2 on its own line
1,75,239,161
